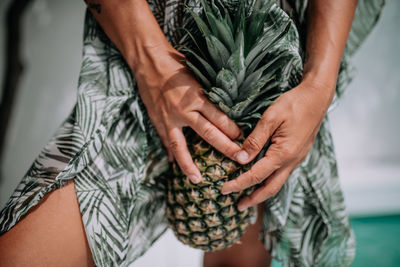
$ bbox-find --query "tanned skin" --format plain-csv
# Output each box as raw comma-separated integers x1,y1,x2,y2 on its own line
0,1,357,266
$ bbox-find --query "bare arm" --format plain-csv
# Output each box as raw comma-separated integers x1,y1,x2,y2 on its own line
83,0,242,183
84,0,173,72
221,0,358,210
302,0,358,98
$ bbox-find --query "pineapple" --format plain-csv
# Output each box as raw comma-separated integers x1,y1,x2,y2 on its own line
166,0,302,251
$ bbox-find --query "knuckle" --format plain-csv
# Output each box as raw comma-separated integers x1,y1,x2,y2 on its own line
169,140,180,153
244,136,262,152
202,125,217,140
249,170,264,184
263,108,278,122
194,88,205,98
246,194,260,206
178,162,192,175
228,180,239,191
266,149,283,169
279,145,297,160
280,145,294,156
194,92,209,108
275,152,287,164
273,160,283,170
174,104,187,115
217,116,230,130
164,95,181,112
266,185,280,197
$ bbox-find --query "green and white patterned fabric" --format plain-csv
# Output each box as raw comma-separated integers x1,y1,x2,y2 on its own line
0,0,385,266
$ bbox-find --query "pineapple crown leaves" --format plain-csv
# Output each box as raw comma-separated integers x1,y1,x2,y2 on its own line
181,0,303,129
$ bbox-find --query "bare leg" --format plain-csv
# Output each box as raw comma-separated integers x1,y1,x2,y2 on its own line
203,204,271,267
0,179,94,267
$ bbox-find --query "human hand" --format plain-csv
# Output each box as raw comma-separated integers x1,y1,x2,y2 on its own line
221,78,336,211
133,45,242,183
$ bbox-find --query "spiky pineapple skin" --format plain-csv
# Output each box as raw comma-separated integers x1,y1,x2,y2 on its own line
166,129,255,251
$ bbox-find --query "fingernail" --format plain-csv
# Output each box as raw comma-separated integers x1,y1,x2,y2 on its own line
235,150,249,163
222,189,231,195
188,174,201,184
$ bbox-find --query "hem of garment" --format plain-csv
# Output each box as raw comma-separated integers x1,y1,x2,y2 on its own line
0,175,75,236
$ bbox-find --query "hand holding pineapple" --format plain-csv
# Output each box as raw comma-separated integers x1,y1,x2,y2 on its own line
221,0,356,212
134,45,243,184
86,0,243,185
222,76,336,211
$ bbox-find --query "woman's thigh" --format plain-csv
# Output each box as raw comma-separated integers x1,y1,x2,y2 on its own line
0,179,94,267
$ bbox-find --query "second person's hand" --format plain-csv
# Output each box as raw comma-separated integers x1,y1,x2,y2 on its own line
133,44,242,184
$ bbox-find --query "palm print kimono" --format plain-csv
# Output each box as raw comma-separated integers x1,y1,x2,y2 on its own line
0,0,385,266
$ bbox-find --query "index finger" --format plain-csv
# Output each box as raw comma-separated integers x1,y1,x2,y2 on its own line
198,99,242,140
221,154,281,194
188,112,241,160
168,127,202,183
237,165,291,211
234,110,280,164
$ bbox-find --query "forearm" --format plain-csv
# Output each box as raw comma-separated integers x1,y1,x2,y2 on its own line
83,0,174,72
302,0,357,91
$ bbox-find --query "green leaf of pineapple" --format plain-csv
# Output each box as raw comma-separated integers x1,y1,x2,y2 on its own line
216,68,238,100
208,91,225,104
238,53,283,100
224,12,234,33
209,86,233,107
214,14,236,53
182,48,217,82
186,60,212,89
245,20,291,67
218,101,232,115
201,0,222,20
227,33,246,89
230,87,261,119
245,1,273,53
205,35,230,69
233,1,245,38
186,6,211,37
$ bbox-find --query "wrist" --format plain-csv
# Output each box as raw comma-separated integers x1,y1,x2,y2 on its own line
125,39,176,73
301,62,338,94
129,44,187,88
302,70,337,91
301,49,341,93
299,70,337,110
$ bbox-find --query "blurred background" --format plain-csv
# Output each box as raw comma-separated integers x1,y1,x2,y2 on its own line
0,0,399,266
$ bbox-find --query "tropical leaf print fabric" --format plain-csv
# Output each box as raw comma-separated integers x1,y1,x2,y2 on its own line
0,0,384,266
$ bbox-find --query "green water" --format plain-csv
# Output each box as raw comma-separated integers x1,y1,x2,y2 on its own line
272,214,400,267
351,214,400,267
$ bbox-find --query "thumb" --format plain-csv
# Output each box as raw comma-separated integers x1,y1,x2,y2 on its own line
234,111,279,164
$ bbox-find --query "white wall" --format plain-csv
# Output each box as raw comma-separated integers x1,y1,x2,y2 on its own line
329,0,400,216
0,0,83,202
0,0,399,266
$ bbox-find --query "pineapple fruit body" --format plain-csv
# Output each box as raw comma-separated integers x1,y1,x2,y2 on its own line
166,0,303,251
167,129,255,251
